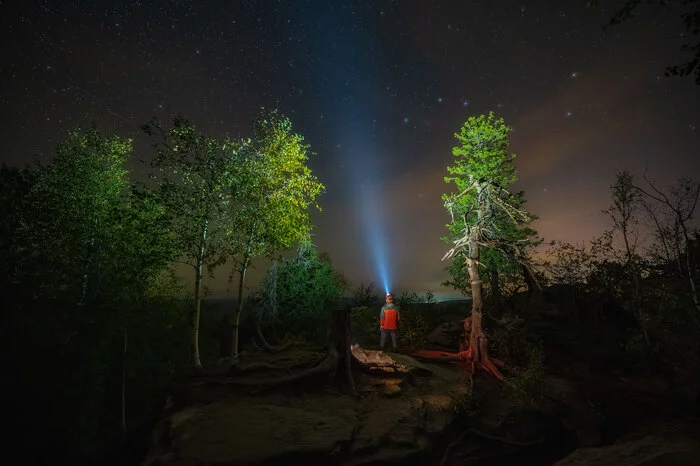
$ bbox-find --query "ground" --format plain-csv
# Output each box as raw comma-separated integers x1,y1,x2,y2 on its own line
135,301,700,466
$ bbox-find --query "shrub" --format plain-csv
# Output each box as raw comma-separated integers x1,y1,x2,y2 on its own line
505,345,546,408
350,305,379,347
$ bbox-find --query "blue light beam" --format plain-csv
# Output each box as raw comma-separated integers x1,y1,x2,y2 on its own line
358,187,391,294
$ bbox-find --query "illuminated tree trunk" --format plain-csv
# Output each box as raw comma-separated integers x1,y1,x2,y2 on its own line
463,237,504,380
192,220,207,371
412,236,504,381
230,244,251,366
121,327,127,433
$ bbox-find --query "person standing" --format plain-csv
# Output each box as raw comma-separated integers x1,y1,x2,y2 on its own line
380,293,400,350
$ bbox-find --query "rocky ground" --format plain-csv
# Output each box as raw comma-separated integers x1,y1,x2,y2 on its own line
133,305,700,466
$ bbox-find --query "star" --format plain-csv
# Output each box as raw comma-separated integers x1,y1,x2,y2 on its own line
403,117,409,124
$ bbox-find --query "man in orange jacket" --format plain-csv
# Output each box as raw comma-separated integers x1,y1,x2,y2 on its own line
380,293,400,349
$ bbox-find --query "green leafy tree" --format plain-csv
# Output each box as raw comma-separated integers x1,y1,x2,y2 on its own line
441,112,537,380
227,110,324,364
257,239,347,342
19,128,134,305
444,197,540,312
3,127,181,463
144,118,236,370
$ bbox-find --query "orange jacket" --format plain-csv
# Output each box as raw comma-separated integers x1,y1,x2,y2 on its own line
380,304,400,330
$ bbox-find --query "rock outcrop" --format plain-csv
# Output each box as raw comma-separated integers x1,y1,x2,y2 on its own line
555,419,700,466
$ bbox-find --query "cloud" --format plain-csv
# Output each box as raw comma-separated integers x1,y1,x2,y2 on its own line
512,61,648,183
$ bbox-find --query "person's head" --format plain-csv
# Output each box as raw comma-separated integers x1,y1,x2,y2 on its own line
385,293,393,304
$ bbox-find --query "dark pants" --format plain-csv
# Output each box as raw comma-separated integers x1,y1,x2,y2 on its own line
380,329,397,349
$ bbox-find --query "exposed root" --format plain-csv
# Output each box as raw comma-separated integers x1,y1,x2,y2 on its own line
411,349,504,381
250,347,340,394
256,321,294,353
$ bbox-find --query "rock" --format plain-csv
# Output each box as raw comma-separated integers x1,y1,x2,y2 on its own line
390,353,435,377
425,321,463,349
349,397,425,456
554,419,700,466
142,401,357,465
384,383,401,397
544,375,603,446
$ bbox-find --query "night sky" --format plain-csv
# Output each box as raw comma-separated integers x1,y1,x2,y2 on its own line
2,1,698,299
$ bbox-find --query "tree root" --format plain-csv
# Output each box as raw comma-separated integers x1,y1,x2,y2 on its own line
250,347,340,394
411,349,504,381
256,321,294,353
228,358,321,375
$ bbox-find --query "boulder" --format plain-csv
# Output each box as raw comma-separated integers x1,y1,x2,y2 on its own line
142,401,357,465
555,419,700,466
544,375,603,446
425,321,463,349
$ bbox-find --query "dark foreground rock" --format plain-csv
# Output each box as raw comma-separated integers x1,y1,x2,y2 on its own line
141,349,464,466
555,419,700,466
135,338,700,466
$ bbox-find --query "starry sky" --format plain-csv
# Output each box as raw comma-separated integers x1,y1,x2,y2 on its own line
2,1,698,299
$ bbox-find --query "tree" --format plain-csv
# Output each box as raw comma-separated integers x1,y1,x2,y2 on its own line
226,110,324,365
604,171,641,266
144,118,236,370
444,190,541,310
257,239,347,343
603,170,645,335
19,128,134,305
3,127,182,463
587,0,700,84
419,112,537,380
636,173,700,312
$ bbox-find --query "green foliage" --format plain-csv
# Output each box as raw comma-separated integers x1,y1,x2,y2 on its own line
489,312,532,367
397,305,429,350
351,282,382,308
350,305,379,347
20,128,131,299
257,240,346,342
227,109,325,263
443,112,539,297
1,127,187,464
146,117,233,271
505,345,546,408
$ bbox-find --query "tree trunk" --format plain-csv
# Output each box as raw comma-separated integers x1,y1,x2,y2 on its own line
464,238,503,378
121,327,127,434
521,264,537,296
192,220,207,371
412,237,504,381
230,247,251,365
